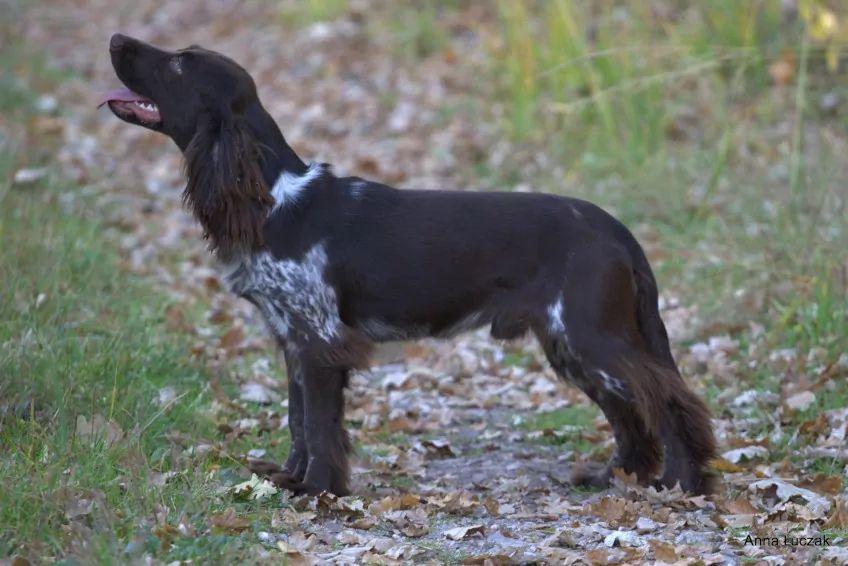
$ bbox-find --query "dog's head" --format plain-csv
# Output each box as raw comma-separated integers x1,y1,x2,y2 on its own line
100,33,260,148
100,34,273,258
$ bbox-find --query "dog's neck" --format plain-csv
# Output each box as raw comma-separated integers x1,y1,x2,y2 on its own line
244,102,308,187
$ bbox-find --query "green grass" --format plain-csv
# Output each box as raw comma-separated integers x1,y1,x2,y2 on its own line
522,405,601,454
0,43,285,564
526,405,598,431
279,0,348,25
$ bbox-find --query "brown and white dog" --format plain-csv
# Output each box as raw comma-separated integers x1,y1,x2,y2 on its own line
100,33,716,496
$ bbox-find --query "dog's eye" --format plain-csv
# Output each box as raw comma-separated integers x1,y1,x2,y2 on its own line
169,56,183,75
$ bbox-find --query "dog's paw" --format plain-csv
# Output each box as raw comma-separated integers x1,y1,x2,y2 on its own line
268,473,327,496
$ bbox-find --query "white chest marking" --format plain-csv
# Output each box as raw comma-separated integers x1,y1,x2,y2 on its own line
225,244,341,342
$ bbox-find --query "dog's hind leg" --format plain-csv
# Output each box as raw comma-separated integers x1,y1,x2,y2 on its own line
538,244,715,494
541,327,663,487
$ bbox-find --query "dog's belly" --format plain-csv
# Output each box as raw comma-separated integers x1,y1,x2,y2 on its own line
355,309,493,342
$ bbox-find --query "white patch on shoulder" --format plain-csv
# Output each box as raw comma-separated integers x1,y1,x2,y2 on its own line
547,297,566,333
225,244,341,342
270,162,323,212
350,180,368,199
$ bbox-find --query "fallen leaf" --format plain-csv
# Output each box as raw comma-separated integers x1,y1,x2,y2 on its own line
648,538,678,562
414,438,456,459
239,382,280,404
314,492,365,518
785,390,816,411
483,496,500,517
444,524,485,541
75,414,123,447
721,496,759,515
711,457,745,473
584,548,610,565
368,493,425,515
749,478,831,519
586,496,631,524
385,509,429,537
210,508,250,533
430,491,478,515
152,523,180,552
219,326,245,351
825,497,848,529
799,473,843,496
722,446,768,464
277,539,317,566
231,474,279,500
461,554,513,565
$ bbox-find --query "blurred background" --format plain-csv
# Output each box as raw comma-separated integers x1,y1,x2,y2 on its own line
2,0,847,562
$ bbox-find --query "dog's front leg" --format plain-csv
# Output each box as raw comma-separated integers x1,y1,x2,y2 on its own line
296,358,351,495
281,348,308,478
248,350,350,495
247,347,309,485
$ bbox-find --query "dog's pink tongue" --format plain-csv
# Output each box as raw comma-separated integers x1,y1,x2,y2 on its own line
97,87,150,108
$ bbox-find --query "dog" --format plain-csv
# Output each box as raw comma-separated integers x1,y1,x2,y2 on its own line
100,34,716,496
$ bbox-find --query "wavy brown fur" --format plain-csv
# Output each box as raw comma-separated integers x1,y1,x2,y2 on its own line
182,117,273,260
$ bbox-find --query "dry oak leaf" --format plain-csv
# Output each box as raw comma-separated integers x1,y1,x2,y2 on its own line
825,497,848,529
648,538,678,562
748,479,831,520
799,473,844,496
444,524,485,541
720,496,759,515
430,491,478,515
368,493,425,515
210,508,250,533
277,538,317,566
385,509,429,537
231,473,279,500
584,548,610,565
75,414,123,448
314,491,365,518
710,457,745,473
585,496,634,525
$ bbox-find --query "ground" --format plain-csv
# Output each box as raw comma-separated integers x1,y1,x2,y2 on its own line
2,1,847,564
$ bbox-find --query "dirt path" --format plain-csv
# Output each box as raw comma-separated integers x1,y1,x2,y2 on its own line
22,1,848,563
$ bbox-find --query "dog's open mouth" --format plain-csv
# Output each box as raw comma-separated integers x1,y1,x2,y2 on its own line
98,88,161,126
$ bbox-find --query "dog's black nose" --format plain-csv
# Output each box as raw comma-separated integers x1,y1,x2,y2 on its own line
110,33,129,52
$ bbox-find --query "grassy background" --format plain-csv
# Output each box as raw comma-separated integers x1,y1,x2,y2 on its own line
0,45,248,561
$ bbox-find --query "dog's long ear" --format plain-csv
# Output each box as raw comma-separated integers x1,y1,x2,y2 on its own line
182,105,273,259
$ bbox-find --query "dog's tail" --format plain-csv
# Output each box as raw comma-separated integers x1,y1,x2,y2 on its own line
627,233,717,493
